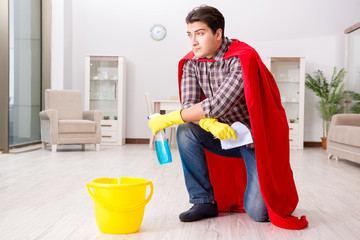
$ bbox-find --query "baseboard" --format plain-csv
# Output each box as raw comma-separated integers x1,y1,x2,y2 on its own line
125,138,150,144
126,139,323,147
304,142,322,147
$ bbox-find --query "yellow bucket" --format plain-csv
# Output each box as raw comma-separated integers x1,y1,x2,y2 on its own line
87,177,153,234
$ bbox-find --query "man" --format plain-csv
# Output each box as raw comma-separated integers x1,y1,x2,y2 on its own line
149,6,308,229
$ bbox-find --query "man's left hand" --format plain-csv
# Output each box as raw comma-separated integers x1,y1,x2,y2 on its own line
199,118,237,140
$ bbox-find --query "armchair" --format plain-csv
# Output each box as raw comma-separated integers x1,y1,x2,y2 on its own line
327,114,360,164
40,89,103,152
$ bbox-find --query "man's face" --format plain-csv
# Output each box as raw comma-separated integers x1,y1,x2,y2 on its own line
187,21,222,59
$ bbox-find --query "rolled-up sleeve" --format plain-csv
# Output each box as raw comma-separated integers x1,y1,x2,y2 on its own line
181,60,202,109
201,57,244,118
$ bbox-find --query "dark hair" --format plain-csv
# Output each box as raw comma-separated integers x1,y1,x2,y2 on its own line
185,5,225,39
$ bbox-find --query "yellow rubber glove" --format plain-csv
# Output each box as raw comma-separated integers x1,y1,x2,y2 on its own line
148,109,185,135
199,118,237,140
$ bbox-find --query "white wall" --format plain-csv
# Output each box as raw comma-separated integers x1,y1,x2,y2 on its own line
64,0,73,90
51,0,64,89
65,0,360,141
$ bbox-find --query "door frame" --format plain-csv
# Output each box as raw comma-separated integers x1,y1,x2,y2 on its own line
0,0,9,153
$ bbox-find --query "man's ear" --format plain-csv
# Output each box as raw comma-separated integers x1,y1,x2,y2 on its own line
215,28,222,40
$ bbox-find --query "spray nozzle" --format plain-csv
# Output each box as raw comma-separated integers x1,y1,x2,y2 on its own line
147,113,161,120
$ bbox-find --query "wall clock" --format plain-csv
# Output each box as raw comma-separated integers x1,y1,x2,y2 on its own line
150,24,167,41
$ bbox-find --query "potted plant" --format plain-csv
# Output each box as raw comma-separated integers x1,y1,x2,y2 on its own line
305,67,346,149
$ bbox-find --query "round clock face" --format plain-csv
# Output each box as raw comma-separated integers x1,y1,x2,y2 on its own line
150,24,167,41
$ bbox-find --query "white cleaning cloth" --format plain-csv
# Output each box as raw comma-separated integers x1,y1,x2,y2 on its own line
220,122,253,150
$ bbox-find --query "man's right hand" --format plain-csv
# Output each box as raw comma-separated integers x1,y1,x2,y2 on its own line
148,109,185,135
199,118,237,140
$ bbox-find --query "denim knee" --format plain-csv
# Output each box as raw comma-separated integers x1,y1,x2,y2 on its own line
245,204,269,222
243,186,269,222
247,211,269,222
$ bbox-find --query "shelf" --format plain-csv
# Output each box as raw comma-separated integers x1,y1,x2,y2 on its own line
270,57,301,63
90,99,117,102
91,79,118,81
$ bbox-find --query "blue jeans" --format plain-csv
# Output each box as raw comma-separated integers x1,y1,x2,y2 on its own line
176,123,269,222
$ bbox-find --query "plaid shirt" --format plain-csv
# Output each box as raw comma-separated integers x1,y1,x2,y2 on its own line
181,37,254,148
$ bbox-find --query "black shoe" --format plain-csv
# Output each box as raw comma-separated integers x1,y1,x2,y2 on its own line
179,201,218,222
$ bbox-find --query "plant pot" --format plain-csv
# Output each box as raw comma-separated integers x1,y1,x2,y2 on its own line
321,137,327,150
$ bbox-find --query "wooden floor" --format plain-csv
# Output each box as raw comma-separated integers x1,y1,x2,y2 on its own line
0,144,359,240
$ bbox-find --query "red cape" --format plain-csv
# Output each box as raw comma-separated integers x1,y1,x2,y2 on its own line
178,39,308,230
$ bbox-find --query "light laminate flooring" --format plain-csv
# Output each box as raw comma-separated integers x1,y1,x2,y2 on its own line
0,144,359,240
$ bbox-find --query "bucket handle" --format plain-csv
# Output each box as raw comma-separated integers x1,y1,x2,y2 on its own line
87,181,153,213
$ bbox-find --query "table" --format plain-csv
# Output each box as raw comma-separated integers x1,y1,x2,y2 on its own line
153,99,181,114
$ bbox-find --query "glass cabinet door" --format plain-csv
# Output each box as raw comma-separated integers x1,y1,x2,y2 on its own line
271,61,300,124
89,56,118,120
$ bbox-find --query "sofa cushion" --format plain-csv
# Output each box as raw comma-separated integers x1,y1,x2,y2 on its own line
58,120,96,133
328,125,360,148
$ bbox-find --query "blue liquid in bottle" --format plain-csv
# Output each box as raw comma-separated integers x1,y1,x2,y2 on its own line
148,113,173,165
155,140,172,165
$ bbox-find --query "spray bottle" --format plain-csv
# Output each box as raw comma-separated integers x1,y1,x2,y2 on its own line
147,113,172,165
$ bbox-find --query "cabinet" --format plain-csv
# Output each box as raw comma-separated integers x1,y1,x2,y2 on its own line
85,56,126,145
265,57,305,149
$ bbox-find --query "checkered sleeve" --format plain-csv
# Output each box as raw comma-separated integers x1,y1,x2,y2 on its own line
181,60,202,109
201,57,244,118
